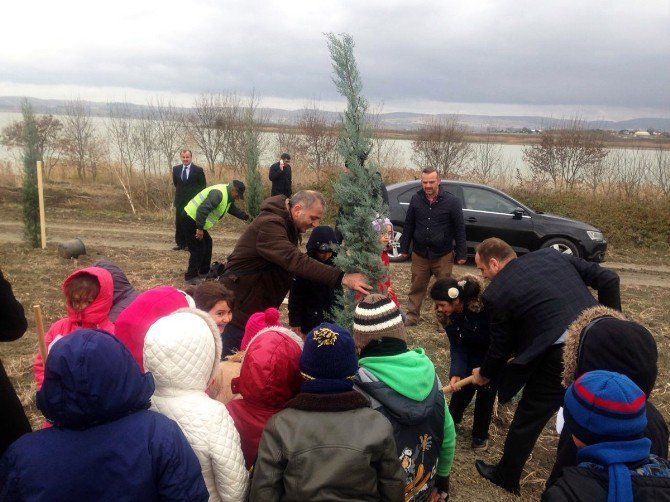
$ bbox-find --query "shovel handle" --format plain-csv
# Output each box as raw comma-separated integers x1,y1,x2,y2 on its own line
442,375,475,394
33,304,48,363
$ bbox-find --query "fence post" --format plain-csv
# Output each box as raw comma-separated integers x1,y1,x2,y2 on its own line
36,160,47,249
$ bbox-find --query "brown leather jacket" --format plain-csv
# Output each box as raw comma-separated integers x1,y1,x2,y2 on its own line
222,196,343,329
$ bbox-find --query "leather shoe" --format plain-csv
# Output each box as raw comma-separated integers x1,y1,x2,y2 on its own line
172,246,186,251
475,460,520,496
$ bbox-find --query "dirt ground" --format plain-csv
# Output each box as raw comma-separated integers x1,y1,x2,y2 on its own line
1,203,669,501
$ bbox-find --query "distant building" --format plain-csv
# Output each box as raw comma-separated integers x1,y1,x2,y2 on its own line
634,130,651,137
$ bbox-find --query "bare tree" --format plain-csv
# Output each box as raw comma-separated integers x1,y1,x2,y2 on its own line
522,118,608,190
62,99,102,180
297,101,339,181
148,97,185,172
651,147,670,196
469,129,503,184
607,147,648,198
411,116,472,177
188,93,231,176
1,114,63,179
107,102,138,213
367,102,402,171
275,123,303,162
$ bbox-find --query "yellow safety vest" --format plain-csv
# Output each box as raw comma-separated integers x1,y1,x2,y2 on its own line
184,184,232,230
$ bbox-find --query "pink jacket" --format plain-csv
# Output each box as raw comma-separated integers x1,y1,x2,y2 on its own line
34,267,115,389
114,286,191,371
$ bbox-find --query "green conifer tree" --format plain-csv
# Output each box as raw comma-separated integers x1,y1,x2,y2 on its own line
326,33,386,327
243,104,263,219
21,100,41,248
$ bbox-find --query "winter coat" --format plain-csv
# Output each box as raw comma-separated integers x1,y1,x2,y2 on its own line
441,277,491,377
92,259,139,322
222,196,342,330
288,226,339,333
268,161,292,198
398,187,466,260
355,348,456,501
114,286,191,371
250,390,404,501
0,270,31,457
34,266,115,389
0,329,208,502
543,455,670,502
226,326,303,468
144,308,248,501
547,306,669,485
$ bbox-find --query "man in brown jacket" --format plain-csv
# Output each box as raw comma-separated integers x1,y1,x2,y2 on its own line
220,190,371,355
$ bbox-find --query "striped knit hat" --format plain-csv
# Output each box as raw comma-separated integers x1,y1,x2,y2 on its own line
564,370,647,445
353,294,406,348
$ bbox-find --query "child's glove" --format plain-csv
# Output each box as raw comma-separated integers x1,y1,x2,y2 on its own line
430,475,449,501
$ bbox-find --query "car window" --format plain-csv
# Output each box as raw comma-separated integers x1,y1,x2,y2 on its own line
462,186,517,213
397,186,417,204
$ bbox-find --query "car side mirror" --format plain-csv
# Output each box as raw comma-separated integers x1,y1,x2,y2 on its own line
512,208,524,220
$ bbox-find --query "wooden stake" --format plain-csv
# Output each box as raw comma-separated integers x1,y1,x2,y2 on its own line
33,304,48,363
36,160,47,249
442,375,475,394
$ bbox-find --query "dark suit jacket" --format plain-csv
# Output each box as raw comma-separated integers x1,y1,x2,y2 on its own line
173,164,206,210
480,248,620,391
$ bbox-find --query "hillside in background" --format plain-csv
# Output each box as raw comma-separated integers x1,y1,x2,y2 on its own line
1,96,669,133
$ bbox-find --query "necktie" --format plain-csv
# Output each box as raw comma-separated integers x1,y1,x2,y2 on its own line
182,166,188,182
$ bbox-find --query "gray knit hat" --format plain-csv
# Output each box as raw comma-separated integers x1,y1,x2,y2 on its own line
353,294,406,347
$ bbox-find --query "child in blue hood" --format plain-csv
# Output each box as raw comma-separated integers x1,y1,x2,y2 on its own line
0,329,208,502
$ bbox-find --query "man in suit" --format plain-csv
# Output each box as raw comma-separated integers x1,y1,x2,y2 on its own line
172,149,206,250
471,238,621,495
268,153,292,198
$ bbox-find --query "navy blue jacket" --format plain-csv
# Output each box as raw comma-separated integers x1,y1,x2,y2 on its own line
445,307,491,378
399,188,466,260
0,329,208,502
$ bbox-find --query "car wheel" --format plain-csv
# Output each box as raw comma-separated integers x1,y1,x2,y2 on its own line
541,237,580,257
388,227,410,263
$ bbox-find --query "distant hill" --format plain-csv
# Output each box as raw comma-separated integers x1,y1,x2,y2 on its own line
1,96,668,133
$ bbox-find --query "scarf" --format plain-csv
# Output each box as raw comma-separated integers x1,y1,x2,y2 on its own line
577,437,651,502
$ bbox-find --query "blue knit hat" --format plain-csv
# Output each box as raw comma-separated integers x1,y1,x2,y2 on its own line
300,322,358,394
564,370,647,445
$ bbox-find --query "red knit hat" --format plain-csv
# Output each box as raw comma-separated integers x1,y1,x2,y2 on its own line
240,308,282,350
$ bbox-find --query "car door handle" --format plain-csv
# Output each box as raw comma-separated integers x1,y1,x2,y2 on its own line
466,217,477,223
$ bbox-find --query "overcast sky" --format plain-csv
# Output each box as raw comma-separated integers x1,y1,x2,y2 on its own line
2,0,669,120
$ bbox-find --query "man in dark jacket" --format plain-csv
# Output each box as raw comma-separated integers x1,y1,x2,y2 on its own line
268,152,292,197
542,370,670,502
399,167,466,326
547,309,668,486
173,149,206,250
220,190,371,356
0,269,31,457
471,237,621,495
0,329,208,501
183,181,249,283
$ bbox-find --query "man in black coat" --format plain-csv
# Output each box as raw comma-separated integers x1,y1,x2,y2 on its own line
268,153,292,198
172,149,206,250
0,268,31,456
471,237,621,495
399,167,467,326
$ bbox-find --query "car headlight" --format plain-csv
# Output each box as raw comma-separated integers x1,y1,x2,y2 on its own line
586,230,604,241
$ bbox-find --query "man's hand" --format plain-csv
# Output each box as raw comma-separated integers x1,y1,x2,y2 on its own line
472,367,490,386
401,252,410,258
195,229,204,240
342,272,373,295
456,257,467,265
449,376,461,392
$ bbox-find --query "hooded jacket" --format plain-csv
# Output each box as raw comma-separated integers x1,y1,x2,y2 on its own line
114,286,191,371
34,266,115,389
288,225,339,333
222,196,343,330
355,348,456,501
1,329,208,501
92,259,139,322
225,326,303,468
547,306,669,486
144,308,248,501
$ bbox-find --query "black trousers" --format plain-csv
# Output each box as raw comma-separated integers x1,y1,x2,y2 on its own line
449,383,497,441
1,363,31,456
174,206,189,248
495,344,565,485
184,217,212,280
221,322,244,358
